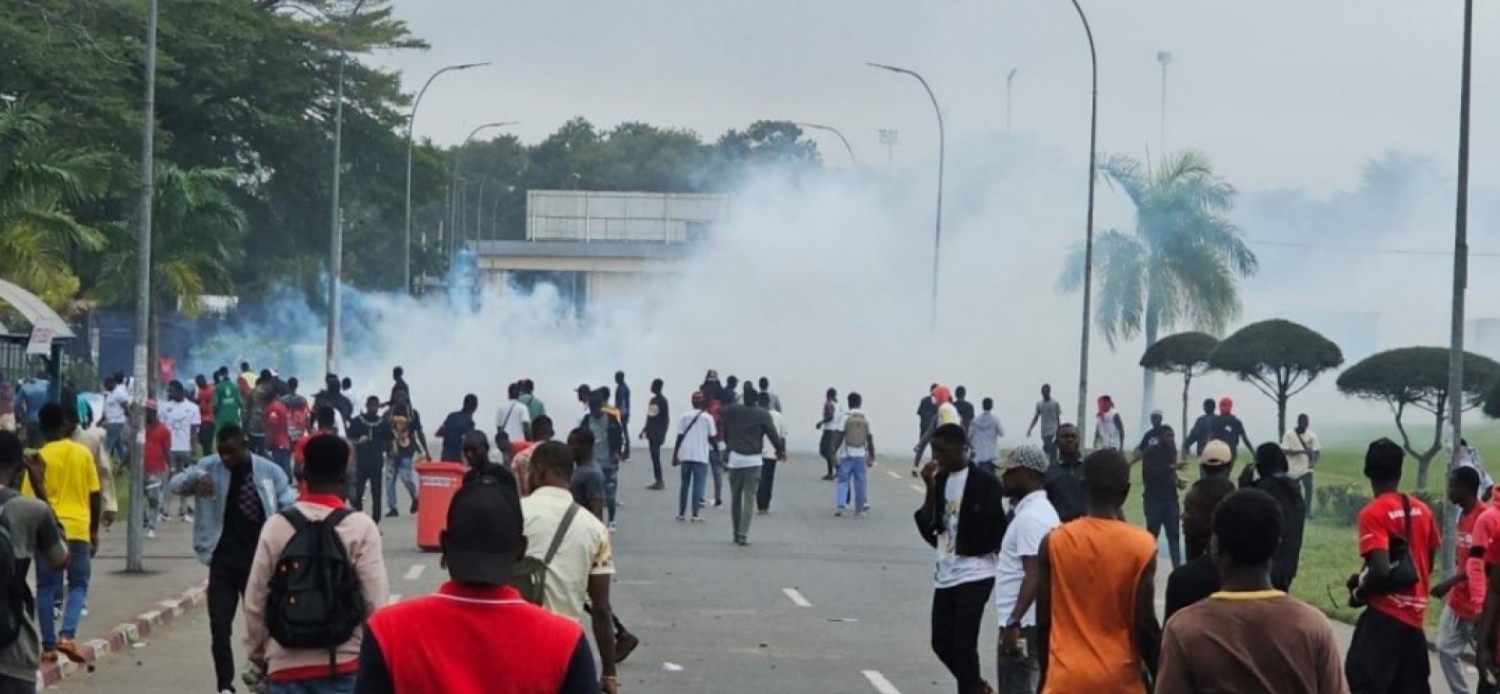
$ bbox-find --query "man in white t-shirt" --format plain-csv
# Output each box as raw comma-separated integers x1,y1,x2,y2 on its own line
756,392,790,514
994,445,1060,693
672,391,718,521
102,377,131,464
832,392,876,517
160,380,202,519
970,398,1004,476
1281,413,1320,517
495,382,532,446
915,423,1005,694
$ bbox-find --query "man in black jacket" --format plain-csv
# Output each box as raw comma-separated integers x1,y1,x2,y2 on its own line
915,424,1006,694
1238,442,1306,590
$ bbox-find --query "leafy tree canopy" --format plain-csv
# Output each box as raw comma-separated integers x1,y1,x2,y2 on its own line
1210,319,1344,386
1140,331,1219,372
1338,347,1500,413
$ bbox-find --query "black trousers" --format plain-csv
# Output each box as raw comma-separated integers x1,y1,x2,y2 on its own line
352,461,383,524
757,458,778,511
820,430,837,476
931,578,995,694
648,437,664,484
208,561,251,692
1144,495,1182,569
1346,607,1432,694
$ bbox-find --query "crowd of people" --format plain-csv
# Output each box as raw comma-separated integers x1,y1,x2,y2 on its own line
6,360,1500,693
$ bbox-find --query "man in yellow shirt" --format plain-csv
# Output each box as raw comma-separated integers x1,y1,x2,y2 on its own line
31,403,100,665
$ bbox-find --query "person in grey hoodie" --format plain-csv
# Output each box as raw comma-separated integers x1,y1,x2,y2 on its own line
169,424,296,693
720,384,786,546
969,398,1004,476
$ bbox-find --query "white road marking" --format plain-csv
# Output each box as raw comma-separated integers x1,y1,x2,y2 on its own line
783,587,812,607
404,565,426,581
908,484,924,493
662,662,685,672
862,670,902,694
387,594,402,605
885,470,901,479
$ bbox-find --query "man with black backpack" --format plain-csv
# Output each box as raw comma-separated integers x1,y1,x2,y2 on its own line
245,434,386,694
169,425,297,694
0,431,69,694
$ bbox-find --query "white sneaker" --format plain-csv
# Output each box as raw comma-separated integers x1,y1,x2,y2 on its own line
608,521,618,532
147,529,157,539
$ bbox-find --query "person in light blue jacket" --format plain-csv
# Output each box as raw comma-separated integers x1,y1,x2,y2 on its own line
168,423,296,693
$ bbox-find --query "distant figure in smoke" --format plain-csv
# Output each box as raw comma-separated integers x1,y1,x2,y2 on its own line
194,374,215,456
758,377,782,413
640,379,669,491
1213,397,1253,464
383,388,427,517
913,386,960,475
282,377,310,444
1182,398,1218,459
953,386,975,432
518,378,546,422
438,394,480,463
1093,395,1125,451
347,397,387,523
341,377,359,413
1028,383,1062,463
755,390,790,514
212,367,244,435
700,372,727,506
720,384,785,546
583,389,625,531
390,366,409,403
817,388,840,481
576,384,592,420
614,372,632,462
723,376,740,406
495,383,531,450
314,374,353,431
914,384,939,475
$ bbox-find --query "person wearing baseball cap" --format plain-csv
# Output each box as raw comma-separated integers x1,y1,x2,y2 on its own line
1200,440,1234,481
358,470,606,693
995,444,1061,693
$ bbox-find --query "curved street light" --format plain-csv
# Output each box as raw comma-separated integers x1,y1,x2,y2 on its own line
868,62,945,332
326,0,368,378
792,121,858,165
449,120,517,258
403,61,489,293
1066,0,1100,430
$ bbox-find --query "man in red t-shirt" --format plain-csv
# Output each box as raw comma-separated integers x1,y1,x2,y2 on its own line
194,374,215,456
1433,467,1493,693
264,394,291,478
1345,438,1441,693
141,400,172,539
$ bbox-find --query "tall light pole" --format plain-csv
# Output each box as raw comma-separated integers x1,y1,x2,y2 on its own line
793,122,858,165
869,62,945,332
1068,0,1100,429
1006,68,1018,132
403,62,488,294
325,0,368,378
1156,51,1172,153
1443,0,1475,575
878,128,899,171
448,120,515,259
127,0,160,574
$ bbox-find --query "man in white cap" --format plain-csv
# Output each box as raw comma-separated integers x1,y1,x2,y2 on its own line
995,445,1060,693
1200,439,1235,481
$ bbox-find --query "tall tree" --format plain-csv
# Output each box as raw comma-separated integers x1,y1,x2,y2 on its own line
0,100,110,310
1140,332,1219,443
1339,347,1500,488
1209,319,1343,437
1059,151,1259,427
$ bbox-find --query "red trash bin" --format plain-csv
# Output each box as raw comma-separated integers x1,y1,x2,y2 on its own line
415,461,466,552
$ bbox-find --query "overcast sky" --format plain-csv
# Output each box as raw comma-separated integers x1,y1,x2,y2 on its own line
373,0,1497,195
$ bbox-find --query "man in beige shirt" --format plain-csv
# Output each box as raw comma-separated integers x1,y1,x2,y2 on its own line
1281,413,1320,516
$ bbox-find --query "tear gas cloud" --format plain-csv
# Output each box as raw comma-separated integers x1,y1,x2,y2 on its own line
186,132,1500,452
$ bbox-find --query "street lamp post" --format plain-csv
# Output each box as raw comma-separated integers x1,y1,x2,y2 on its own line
1444,0,1476,576
1006,68,1018,132
1157,51,1172,153
792,122,858,165
325,0,368,378
1067,0,1100,429
403,61,488,293
868,62,945,332
126,0,160,574
448,121,516,259
878,128,899,171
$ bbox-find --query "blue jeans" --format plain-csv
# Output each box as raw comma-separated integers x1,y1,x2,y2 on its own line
678,461,708,517
603,464,619,523
38,540,92,648
836,456,869,511
385,454,416,513
104,423,126,463
269,674,356,694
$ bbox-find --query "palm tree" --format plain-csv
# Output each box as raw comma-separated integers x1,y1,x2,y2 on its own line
93,164,245,389
0,100,109,311
1059,150,1258,424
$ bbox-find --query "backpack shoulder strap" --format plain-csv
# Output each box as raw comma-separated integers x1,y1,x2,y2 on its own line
281,506,310,533
543,504,581,564
323,507,353,528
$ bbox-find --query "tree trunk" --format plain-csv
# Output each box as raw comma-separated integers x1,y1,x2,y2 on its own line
1139,304,1160,436
1276,368,1288,446
1181,371,1192,452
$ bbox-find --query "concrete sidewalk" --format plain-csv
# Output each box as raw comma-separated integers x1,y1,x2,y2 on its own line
36,515,211,687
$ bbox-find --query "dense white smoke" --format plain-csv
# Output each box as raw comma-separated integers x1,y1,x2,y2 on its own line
185,130,1500,453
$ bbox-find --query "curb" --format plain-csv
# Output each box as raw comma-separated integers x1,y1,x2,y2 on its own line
38,581,208,688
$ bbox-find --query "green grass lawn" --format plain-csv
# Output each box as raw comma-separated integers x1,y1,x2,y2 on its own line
1116,428,1496,631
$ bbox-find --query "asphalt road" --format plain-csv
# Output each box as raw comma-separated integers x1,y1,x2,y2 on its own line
57,453,1453,693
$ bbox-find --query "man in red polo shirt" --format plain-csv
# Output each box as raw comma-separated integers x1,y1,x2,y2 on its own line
1345,438,1441,692
355,468,603,693
141,401,171,539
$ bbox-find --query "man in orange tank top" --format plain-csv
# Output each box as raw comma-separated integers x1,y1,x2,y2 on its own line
1037,448,1161,694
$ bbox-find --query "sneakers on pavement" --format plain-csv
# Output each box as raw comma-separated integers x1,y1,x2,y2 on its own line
834,508,845,517
608,521,618,532
147,528,157,539
675,516,685,522
386,509,399,518
690,516,704,523
410,500,419,514
646,481,665,490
